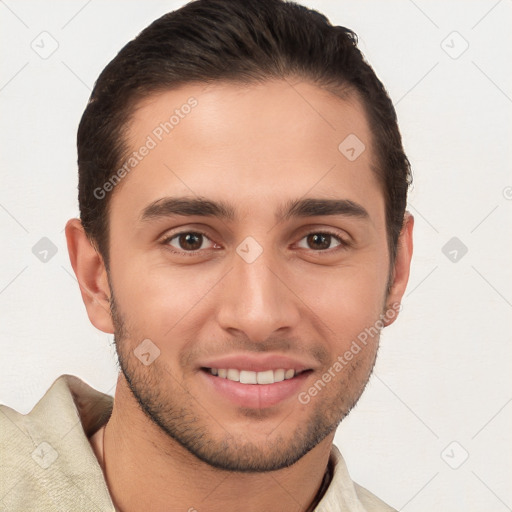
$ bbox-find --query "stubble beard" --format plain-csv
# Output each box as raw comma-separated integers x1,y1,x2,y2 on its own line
108,287,379,473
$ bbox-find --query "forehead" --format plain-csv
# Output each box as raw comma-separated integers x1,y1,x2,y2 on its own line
112,79,383,224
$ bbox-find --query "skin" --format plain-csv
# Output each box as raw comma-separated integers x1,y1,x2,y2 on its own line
66,79,413,512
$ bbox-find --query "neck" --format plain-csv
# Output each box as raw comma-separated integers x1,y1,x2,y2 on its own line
96,374,334,512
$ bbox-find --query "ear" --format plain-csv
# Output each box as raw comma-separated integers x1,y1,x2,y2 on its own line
383,212,414,327
65,218,114,333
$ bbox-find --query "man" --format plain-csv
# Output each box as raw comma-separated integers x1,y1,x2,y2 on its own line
0,0,413,510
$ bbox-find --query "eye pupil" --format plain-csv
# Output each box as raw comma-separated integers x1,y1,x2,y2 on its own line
179,233,203,250
307,233,331,250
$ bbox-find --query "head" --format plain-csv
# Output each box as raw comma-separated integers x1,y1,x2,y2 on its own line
67,0,413,472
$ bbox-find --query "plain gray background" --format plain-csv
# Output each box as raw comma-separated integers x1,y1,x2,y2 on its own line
1,1,511,510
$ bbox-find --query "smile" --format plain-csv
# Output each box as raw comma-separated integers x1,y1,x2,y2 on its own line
205,368,302,384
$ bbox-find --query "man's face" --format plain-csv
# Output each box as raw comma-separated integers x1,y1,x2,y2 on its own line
106,80,394,471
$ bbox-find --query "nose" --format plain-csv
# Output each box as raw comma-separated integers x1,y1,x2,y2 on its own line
215,247,302,343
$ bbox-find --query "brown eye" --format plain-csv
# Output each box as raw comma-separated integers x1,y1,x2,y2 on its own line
167,232,212,251
297,233,343,251
180,233,203,250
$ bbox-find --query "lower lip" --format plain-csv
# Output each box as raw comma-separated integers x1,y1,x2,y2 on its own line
200,370,311,409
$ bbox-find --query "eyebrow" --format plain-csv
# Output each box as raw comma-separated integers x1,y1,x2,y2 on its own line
141,197,236,222
277,197,369,221
140,196,369,223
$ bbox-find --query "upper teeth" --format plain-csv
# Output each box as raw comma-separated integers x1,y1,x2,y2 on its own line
209,368,296,384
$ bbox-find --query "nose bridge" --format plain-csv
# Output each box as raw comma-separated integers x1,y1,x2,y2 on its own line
216,243,300,341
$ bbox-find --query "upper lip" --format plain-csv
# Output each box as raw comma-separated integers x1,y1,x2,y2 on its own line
198,353,315,373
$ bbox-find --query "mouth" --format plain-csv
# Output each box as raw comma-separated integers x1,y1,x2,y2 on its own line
201,367,311,384
199,366,313,409
197,353,316,408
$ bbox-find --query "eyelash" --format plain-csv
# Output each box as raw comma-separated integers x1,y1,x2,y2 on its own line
296,230,350,252
160,230,350,256
161,230,216,257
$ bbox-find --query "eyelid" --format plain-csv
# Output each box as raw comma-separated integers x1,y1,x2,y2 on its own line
158,223,217,244
159,226,351,256
160,229,219,255
293,222,351,241
295,230,350,252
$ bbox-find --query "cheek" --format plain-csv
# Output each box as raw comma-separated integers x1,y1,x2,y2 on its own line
296,260,387,343
111,255,220,338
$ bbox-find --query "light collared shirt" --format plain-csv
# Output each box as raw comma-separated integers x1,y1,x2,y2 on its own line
0,375,396,511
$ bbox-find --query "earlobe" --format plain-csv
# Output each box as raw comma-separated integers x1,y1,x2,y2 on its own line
65,218,114,334
384,212,414,327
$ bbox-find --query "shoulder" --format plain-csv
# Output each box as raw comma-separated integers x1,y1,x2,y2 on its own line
353,482,397,512
0,375,115,511
316,444,397,512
